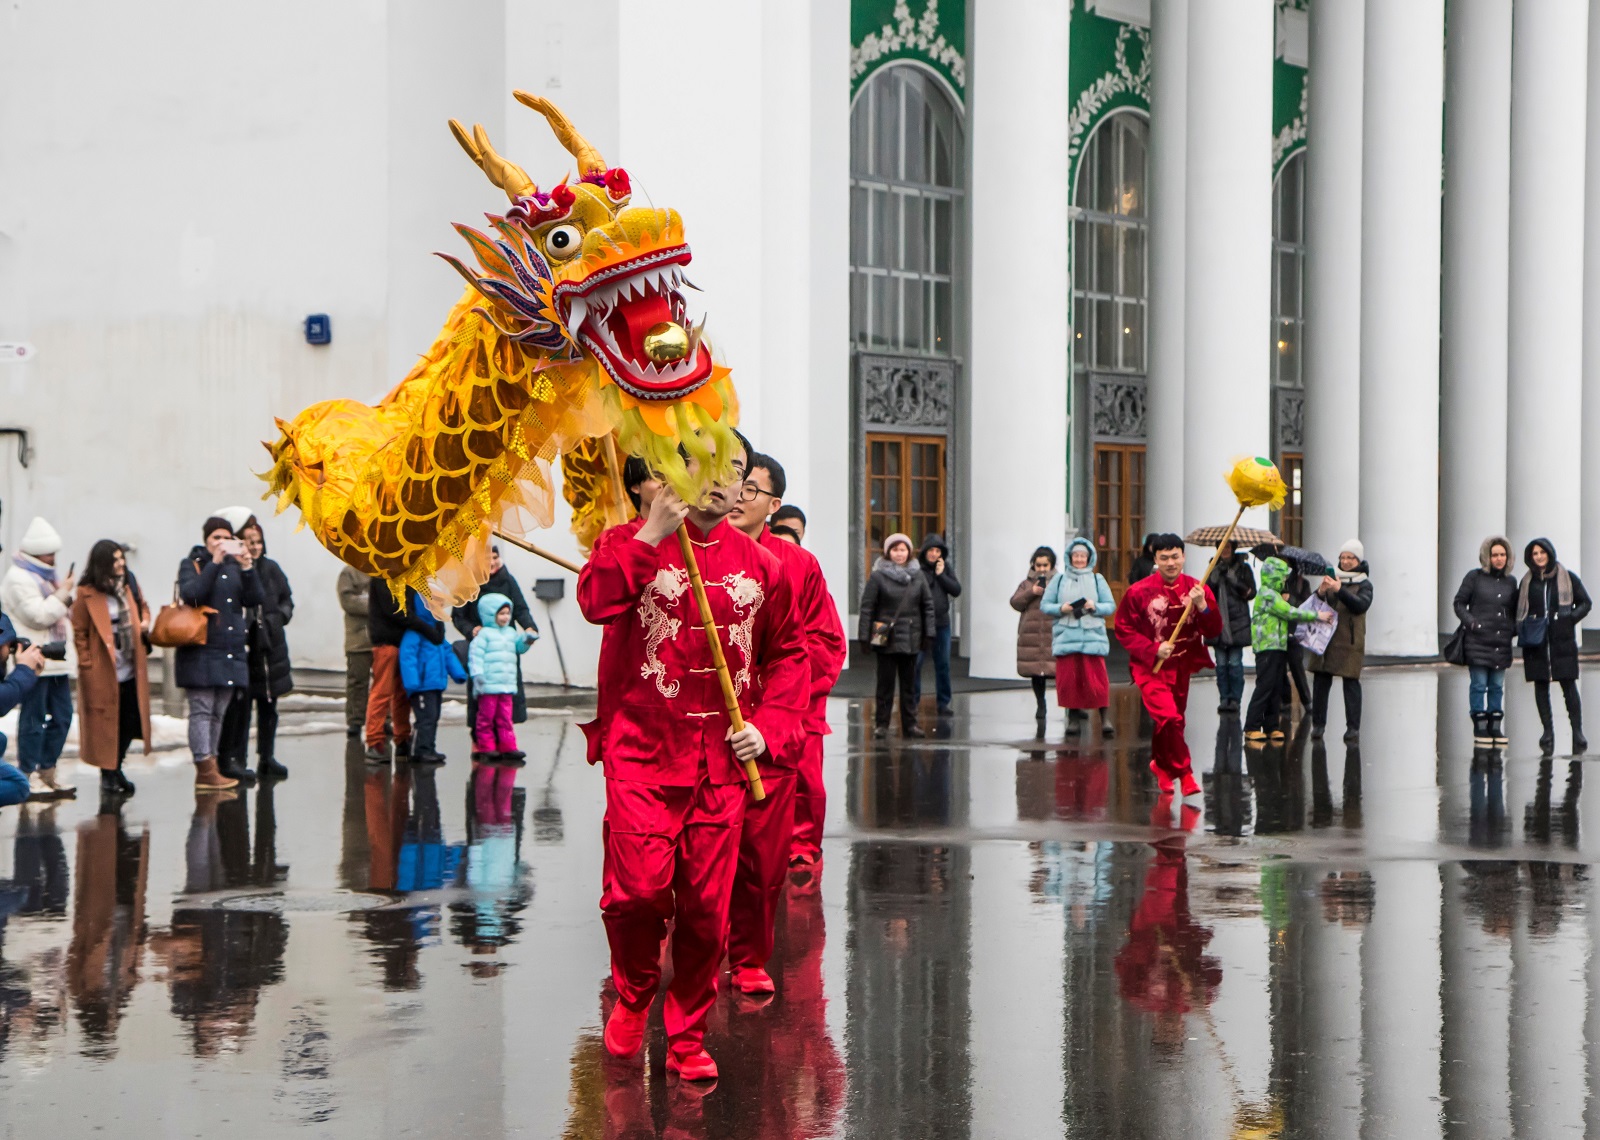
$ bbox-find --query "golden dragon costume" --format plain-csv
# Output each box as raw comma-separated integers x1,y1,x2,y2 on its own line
262,93,740,607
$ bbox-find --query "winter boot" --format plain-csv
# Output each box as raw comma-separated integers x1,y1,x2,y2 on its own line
257,756,289,781
194,757,240,792
37,768,75,799
1490,712,1509,747
1539,713,1556,758
1100,710,1115,738
1572,715,1588,755
218,753,257,787
1472,712,1492,747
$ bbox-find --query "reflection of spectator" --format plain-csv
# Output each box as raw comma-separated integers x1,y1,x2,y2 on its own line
67,810,150,1055
13,804,69,916
451,765,529,963
1115,838,1221,1054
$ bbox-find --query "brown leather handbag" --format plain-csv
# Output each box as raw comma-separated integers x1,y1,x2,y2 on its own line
149,562,215,648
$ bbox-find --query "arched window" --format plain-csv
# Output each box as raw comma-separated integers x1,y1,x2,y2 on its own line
1073,112,1148,373
1270,151,1306,544
1272,151,1305,387
850,66,964,357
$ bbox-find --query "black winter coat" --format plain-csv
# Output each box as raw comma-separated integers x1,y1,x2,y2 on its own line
858,560,935,655
1205,555,1257,649
1454,569,1519,669
368,580,444,648
247,555,295,699
175,547,264,690
1520,564,1592,684
451,566,538,638
918,536,962,630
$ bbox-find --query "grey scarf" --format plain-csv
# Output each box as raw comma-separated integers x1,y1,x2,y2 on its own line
1517,564,1573,622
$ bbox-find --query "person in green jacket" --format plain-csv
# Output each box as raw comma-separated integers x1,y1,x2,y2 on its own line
1244,557,1331,742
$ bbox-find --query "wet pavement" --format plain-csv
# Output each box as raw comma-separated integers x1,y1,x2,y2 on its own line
3,667,1600,1136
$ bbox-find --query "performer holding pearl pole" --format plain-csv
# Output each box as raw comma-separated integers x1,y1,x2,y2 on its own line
577,433,808,1082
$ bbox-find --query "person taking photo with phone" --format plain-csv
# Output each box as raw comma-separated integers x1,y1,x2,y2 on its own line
0,516,77,799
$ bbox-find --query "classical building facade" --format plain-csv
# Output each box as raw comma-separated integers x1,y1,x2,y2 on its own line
3,0,1591,679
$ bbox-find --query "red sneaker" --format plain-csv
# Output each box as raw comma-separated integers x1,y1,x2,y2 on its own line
604,1002,647,1059
1148,760,1175,795
666,1046,719,1081
731,965,776,995
1178,771,1201,798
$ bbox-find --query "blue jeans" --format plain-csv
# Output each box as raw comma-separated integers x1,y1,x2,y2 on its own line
1214,646,1246,706
1468,666,1506,714
913,625,954,711
17,675,71,773
0,761,27,807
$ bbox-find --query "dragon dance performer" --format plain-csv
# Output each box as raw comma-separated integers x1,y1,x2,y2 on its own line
1113,533,1220,797
724,453,846,996
577,434,808,1082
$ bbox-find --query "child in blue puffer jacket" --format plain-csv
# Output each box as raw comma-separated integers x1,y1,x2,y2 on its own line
468,592,537,762
399,596,467,763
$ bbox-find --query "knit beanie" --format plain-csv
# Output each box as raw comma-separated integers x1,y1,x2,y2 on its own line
214,505,257,535
1339,538,1365,562
882,532,913,556
17,517,61,557
201,516,235,539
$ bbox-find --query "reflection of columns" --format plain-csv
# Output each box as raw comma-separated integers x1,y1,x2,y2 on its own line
966,0,1070,678
1145,0,1187,532
1360,671,1440,851
1439,0,1512,631
1438,863,1512,1138
1182,0,1274,536
1509,866,1588,1135
1289,865,1362,1139
1301,0,1363,559
1361,863,1443,1139
1358,0,1445,655
1507,0,1589,568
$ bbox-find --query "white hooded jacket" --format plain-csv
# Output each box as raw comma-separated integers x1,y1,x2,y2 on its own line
0,552,73,677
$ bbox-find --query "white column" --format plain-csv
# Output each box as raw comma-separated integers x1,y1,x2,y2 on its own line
1301,0,1364,560
1582,5,1600,628
1358,0,1445,656
1145,0,1187,533
1182,0,1275,539
966,0,1070,679
1440,0,1513,633
1507,0,1589,571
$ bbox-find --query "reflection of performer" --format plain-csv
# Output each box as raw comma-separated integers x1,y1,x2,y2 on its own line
1114,837,1220,1051
1113,534,1221,796
727,456,847,995
577,439,808,1081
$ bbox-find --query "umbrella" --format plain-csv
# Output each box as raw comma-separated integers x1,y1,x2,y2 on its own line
1186,525,1280,549
1249,543,1332,576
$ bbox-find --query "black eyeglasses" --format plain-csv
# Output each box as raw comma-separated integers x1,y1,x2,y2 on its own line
738,482,774,503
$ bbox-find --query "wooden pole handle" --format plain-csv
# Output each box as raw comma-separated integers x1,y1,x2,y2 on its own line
676,525,766,800
1153,505,1246,674
492,529,584,575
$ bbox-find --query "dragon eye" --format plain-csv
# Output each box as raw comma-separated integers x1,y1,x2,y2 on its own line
545,224,583,260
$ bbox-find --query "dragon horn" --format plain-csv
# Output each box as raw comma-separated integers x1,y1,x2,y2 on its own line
447,119,536,201
512,91,606,177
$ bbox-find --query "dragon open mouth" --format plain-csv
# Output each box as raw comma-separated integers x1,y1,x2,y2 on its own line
556,245,712,401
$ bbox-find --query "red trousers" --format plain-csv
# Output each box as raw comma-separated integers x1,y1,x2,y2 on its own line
789,734,826,862
728,770,797,971
601,774,745,1054
1133,666,1194,780
365,645,411,748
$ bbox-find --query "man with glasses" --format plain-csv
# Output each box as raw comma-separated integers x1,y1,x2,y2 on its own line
577,432,808,1082
725,454,846,996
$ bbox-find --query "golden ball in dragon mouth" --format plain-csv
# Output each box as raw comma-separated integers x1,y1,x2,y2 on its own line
643,321,690,364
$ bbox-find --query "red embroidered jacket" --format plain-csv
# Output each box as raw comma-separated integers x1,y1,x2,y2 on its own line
1113,572,1221,677
577,517,809,786
757,526,846,742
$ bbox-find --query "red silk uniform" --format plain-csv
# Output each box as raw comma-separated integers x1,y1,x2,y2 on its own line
577,517,808,1058
727,527,847,973
1113,573,1221,781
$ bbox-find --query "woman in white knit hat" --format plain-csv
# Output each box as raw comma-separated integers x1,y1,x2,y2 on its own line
1307,539,1374,743
0,516,77,798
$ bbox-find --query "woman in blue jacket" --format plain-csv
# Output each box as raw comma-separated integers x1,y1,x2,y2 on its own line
1041,537,1117,737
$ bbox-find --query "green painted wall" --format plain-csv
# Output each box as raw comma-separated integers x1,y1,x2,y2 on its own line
1067,0,1151,198
851,0,968,104
1273,58,1307,175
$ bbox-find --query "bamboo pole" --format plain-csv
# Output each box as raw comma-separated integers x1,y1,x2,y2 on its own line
676,524,766,801
1153,503,1244,674
492,529,584,575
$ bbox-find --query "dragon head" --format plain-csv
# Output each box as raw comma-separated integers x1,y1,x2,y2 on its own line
439,95,735,489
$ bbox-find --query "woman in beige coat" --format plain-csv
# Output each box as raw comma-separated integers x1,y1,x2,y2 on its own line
1011,546,1058,722
70,540,152,797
